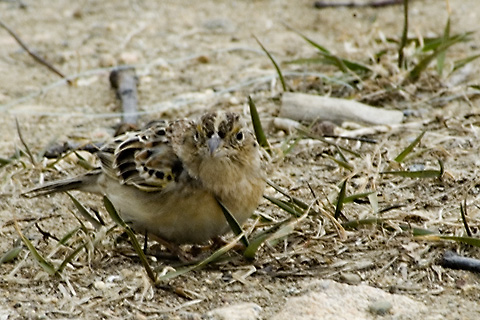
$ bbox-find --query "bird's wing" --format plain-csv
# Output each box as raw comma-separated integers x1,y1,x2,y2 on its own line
98,120,186,192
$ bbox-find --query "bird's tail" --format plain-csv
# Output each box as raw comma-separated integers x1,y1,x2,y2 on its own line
23,170,102,197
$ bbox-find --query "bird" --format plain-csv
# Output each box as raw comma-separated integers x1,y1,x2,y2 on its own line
25,111,266,245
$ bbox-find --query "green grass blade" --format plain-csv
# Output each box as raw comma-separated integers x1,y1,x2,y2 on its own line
334,179,347,219
13,221,56,275
284,23,330,53
15,118,36,165
56,242,87,273
263,195,303,217
248,96,270,151
284,25,370,74
453,53,480,72
343,191,375,203
380,169,442,178
408,32,473,81
103,196,157,283
0,246,23,264
325,155,353,171
266,179,310,210
342,217,384,229
281,135,301,156
394,130,426,163
66,192,103,229
383,159,444,178
418,234,480,247
243,233,270,259
156,232,246,282
103,196,126,227
0,156,13,167
436,17,450,76
297,127,361,158
245,212,308,259
254,35,287,91
58,226,81,246
216,198,249,247
398,0,409,68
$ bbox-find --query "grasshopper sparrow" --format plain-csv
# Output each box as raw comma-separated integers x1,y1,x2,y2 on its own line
26,111,266,244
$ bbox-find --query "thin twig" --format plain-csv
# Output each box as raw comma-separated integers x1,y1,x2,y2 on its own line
0,19,71,84
314,0,403,8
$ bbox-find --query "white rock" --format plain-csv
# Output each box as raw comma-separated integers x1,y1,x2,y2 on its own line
205,302,261,320
271,280,428,320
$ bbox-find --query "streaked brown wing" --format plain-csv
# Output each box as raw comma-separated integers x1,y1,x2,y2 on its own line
98,120,184,192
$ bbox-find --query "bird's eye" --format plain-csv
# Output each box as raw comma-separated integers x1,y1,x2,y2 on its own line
236,131,244,141
193,131,200,141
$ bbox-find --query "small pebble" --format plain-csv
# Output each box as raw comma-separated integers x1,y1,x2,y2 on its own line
369,299,392,316
339,272,361,285
93,281,106,290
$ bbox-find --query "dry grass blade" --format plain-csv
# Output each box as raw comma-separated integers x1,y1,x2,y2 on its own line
418,234,480,248
216,198,249,247
0,246,23,264
253,35,287,91
460,199,472,237
394,130,426,163
73,151,97,170
156,232,246,282
248,96,271,151
66,192,103,229
103,196,157,283
13,220,56,275
15,118,36,165
334,179,347,219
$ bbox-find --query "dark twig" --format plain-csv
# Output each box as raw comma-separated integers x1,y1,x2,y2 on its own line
0,19,71,84
109,67,139,128
314,0,403,8
441,251,480,273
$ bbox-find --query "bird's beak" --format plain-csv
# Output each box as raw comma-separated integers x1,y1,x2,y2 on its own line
207,133,222,155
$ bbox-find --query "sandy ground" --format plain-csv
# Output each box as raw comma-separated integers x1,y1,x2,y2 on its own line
1,0,480,319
